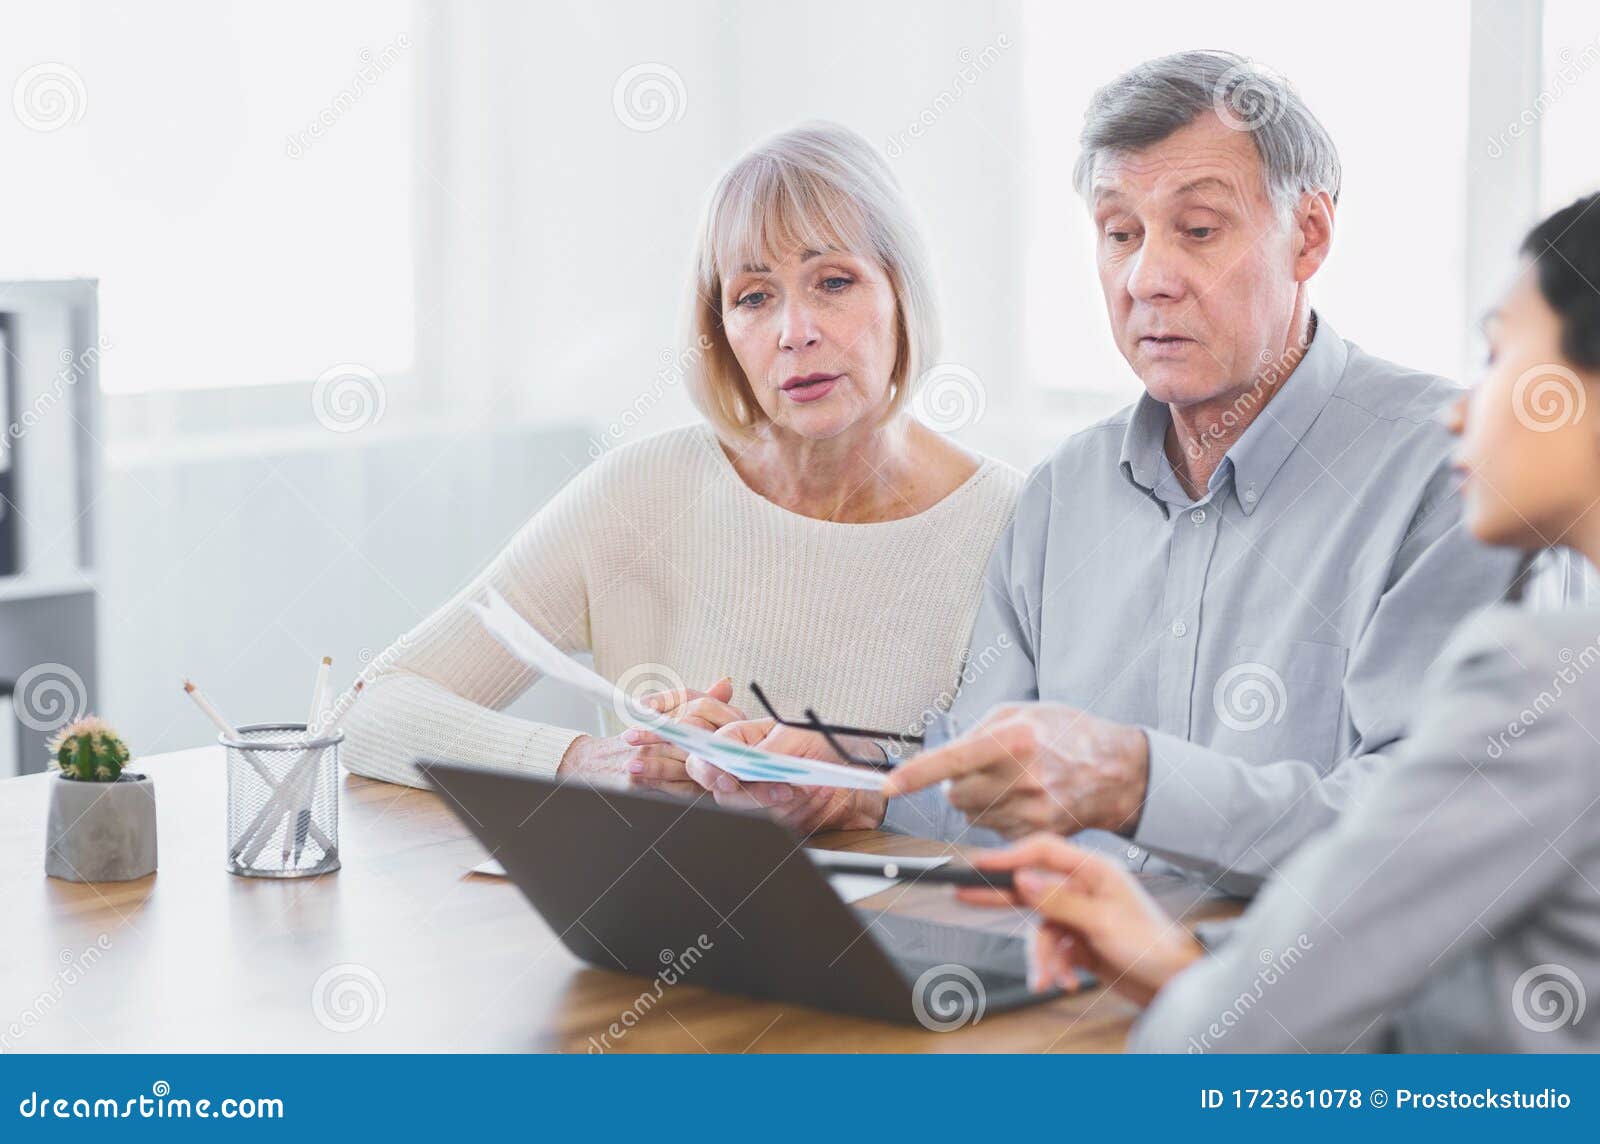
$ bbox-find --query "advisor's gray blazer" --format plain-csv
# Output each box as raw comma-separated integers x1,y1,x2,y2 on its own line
1131,604,1600,1052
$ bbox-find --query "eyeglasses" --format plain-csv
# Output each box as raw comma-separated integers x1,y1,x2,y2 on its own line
747,681,931,772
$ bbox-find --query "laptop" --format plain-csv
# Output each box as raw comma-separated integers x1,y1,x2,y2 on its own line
421,758,1068,1026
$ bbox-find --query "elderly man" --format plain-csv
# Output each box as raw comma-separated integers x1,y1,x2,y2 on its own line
692,50,1568,895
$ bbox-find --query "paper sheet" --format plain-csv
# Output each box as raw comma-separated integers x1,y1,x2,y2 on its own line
470,852,935,905
466,587,886,791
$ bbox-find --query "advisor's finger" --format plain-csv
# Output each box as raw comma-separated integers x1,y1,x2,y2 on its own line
954,884,1022,909
1013,867,1103,932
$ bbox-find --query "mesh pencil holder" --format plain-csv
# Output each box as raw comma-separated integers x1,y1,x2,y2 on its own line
223,722,342,878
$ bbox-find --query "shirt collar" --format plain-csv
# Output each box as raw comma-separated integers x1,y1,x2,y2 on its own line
1117,313,1348,516
1117,388,1186,511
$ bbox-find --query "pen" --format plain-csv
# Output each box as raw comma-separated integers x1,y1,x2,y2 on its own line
287,656,333,867
182,679,233,738
809,853,1016,891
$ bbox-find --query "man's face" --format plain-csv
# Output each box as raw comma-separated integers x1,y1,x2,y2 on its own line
1090,112,1307,409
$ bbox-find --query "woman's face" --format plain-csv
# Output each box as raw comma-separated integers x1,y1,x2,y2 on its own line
720,245,900,441
1449,262,1600,548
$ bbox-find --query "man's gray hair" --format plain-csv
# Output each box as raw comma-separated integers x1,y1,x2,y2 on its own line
1071,50,1341,215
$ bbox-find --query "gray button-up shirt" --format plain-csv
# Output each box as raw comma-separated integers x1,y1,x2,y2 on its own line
886,316,1560,893
1129,604,1600,1052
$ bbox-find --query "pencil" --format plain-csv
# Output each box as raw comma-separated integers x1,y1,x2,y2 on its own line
182,679,234,737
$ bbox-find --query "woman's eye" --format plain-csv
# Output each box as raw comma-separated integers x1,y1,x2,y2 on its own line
820,276,853,292
735,291,768,308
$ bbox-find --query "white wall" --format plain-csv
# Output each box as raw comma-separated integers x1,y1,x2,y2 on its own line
99,419,604,754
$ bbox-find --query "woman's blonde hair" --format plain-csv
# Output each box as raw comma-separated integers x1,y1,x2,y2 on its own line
684,121,940,438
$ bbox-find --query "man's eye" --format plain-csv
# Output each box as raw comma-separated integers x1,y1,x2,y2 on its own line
1188,227,1216,240
1107,231,1135,244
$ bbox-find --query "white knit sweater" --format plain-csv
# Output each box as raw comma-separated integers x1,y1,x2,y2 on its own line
339,423,1023,788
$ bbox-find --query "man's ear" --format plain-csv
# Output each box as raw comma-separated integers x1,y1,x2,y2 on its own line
1292,190,1335,284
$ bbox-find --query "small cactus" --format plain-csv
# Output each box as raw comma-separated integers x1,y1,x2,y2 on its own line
48,716,131,782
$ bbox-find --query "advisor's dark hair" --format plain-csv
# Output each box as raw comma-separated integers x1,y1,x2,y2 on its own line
1522,193,1600,370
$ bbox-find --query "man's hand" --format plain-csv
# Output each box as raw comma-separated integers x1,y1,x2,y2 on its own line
559,677,742,799
958,833,1203,1006
879,703,1150,839
685,718,887,835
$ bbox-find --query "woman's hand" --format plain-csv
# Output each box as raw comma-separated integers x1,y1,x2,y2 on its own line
684,718,887,835
959,833,1204,1006
637,676,746,733
558,678,743,799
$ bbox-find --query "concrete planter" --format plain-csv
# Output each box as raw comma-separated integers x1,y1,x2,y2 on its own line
45,773,158,882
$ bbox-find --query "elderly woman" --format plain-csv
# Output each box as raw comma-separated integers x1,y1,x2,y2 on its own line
955,194,1600,1052
339,122,1022,801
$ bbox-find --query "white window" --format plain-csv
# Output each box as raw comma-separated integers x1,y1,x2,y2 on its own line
0,1,415,394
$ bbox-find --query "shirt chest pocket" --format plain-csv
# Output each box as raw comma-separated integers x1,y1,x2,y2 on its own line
1213,639,1349,769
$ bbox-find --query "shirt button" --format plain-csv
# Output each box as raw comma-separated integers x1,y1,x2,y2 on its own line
1171,619,1188,638
1190,508,1207,524
1125,845,1143,862
1244,488,1259,504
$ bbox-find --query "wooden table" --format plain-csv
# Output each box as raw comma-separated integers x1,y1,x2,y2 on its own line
0,750,1236,1052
